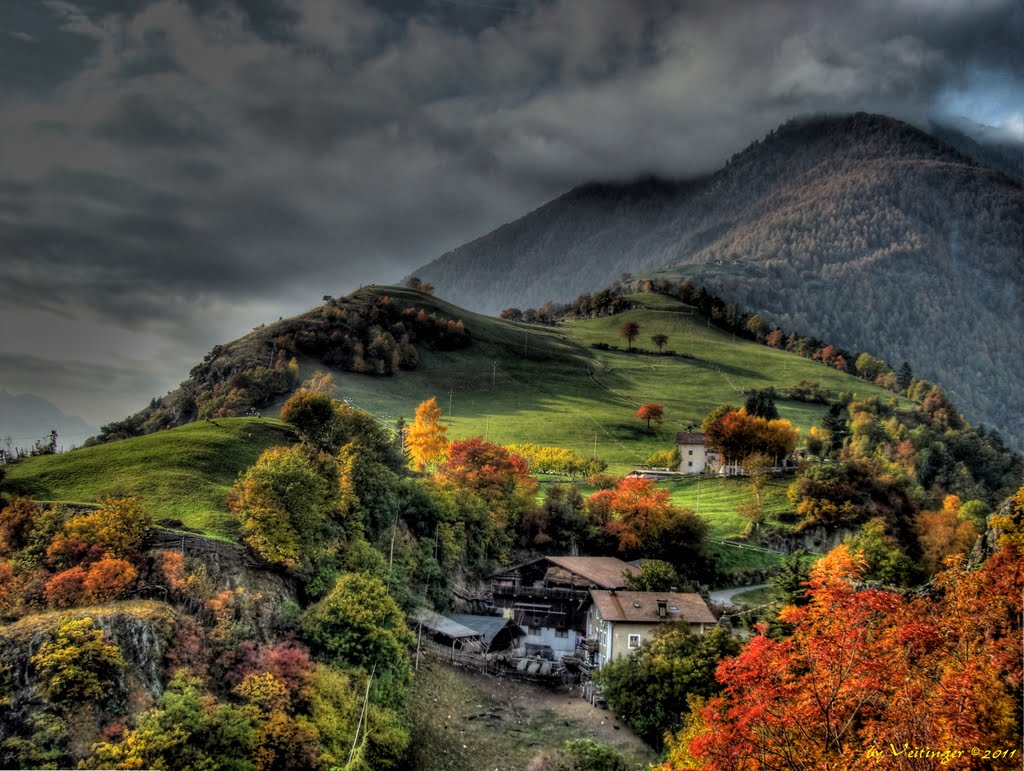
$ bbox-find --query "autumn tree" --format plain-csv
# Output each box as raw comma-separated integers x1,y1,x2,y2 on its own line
586,477,712,580
620,321,640,350
672,530,1024,770
404,396,448,472
228,445,338,574
31,616,125,705
0,496,41,556
635,402,664,429
704,410,799,467
47,496,151,568
915,494,978,575
439,438,537,537
652,333,669,352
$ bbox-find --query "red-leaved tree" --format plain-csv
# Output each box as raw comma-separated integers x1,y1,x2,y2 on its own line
635,403,664,429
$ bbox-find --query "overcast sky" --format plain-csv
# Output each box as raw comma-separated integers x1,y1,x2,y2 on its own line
1,0,1022,429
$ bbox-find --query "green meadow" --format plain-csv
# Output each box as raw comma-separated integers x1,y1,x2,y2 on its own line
5,418,292,537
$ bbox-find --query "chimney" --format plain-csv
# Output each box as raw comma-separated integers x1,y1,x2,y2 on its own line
657,598,667,618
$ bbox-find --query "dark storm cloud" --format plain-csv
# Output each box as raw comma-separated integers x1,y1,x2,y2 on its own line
1,0,1021,422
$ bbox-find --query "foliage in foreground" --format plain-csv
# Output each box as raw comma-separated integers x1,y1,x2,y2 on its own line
662,497,1024,770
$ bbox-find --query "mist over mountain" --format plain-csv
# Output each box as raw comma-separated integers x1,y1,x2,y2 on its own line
0,389,97,450
412,113,1024,448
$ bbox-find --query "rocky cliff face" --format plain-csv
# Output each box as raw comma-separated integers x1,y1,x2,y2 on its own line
0,602,175,749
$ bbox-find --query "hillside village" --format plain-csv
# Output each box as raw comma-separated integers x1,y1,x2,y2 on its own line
1,284,1022,770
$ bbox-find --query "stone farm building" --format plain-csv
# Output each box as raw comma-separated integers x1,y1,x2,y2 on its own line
489,556,638,659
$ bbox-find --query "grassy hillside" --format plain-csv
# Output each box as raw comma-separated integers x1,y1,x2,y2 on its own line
5,418,292,537
7,287,902,558
290,286,904,476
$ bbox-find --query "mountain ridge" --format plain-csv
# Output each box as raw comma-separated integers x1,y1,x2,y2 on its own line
410,113,1024,447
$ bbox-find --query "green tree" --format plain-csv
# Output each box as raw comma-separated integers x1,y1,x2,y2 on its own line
280,389,339,453
844,518,919,586
594,625,740,746
620,321,640,350
770,550,813,607
897,361,914,393
821,402,850,455
736,451,773,531
743,389,778,420
651,333,669,352
624,559,681,592
83,672,257,771
302,572,413,683
646,446,681,469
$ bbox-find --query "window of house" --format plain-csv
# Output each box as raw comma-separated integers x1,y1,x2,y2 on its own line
688,450,693,455
555,629,568,638
627,634,641,649
688,461,693,467
528,626,541,636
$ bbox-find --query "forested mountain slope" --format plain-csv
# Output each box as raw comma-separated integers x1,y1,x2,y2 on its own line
412,114,1024,447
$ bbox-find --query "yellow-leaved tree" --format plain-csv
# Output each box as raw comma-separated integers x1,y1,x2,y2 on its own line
405,397,448,472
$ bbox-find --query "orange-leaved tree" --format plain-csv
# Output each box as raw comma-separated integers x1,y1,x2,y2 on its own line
668,517,1024,770
405,396,448,472
635,403,664,429
585,477,710,579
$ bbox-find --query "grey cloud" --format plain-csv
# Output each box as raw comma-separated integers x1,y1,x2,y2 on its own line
95,92,224,149
1,0,1022,424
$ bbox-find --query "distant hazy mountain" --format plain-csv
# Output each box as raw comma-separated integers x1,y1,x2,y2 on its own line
0,389,98,451
412,114,1024,447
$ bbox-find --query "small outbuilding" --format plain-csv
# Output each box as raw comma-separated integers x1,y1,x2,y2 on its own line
447,613,525,653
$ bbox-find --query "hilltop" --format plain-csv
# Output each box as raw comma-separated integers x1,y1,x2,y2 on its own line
5,418,292,536
410,113,1024,448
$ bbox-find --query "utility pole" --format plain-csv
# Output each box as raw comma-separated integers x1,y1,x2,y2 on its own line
484,415,490,441
448,387,453,425
492,361,497,389
524,331,528,355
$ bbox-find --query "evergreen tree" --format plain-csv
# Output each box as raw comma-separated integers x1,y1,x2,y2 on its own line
821,402,850,455
897,361,914,393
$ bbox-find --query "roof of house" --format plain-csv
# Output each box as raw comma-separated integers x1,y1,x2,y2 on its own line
491,555,637,589
675,431,705,445
589,590,717,625
448,614,523,646
545,556,638,589
411,608,483,640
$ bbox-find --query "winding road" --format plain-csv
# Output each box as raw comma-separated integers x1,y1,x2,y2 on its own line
708,583,770,607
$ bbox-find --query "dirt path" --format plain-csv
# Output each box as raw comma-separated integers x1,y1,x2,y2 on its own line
407,660,657,770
